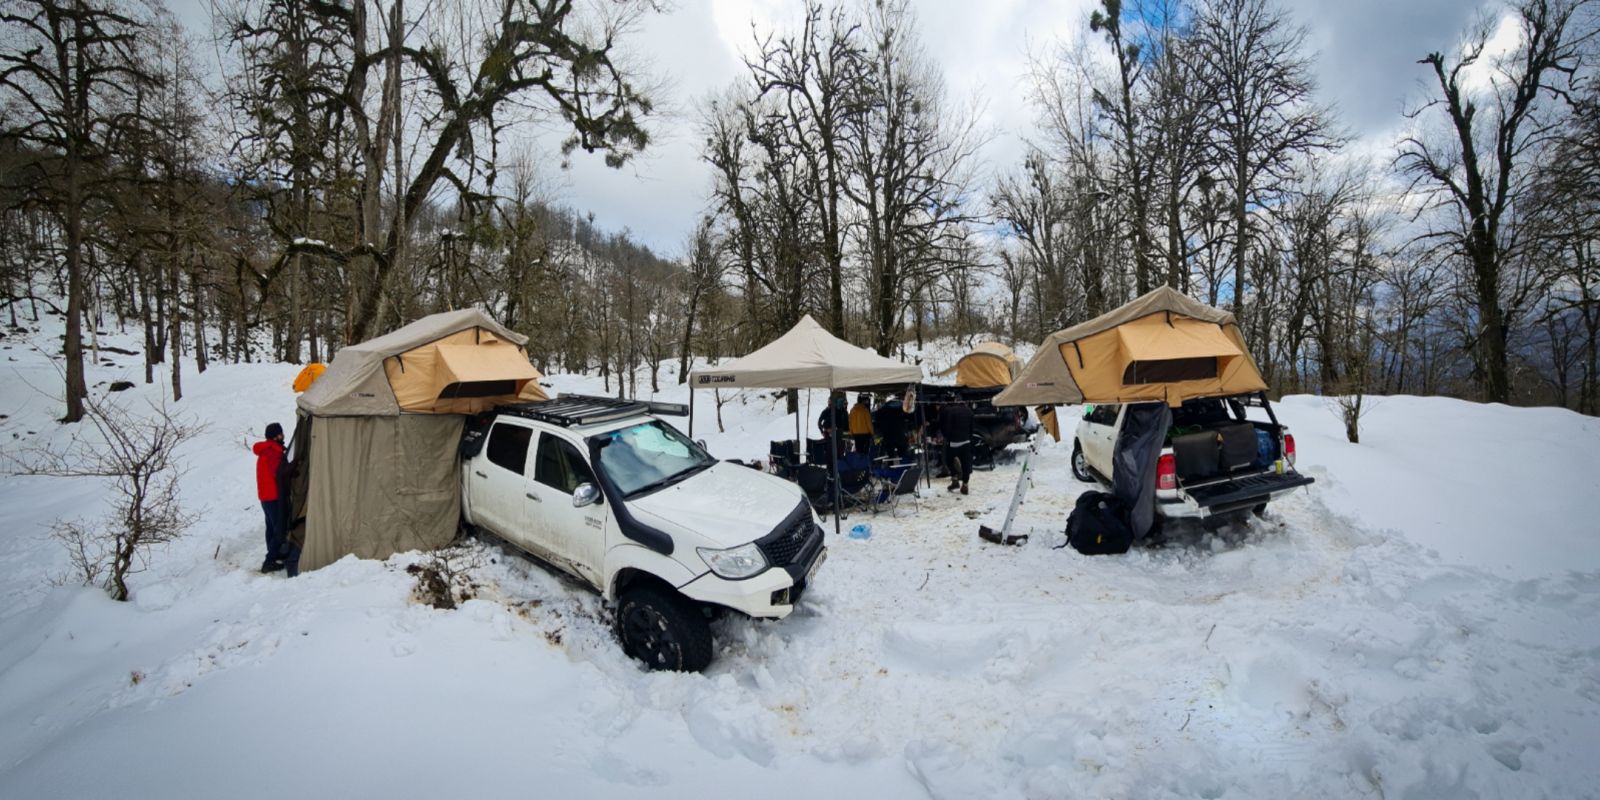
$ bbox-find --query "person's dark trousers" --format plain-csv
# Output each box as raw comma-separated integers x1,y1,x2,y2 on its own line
852,434,874,456
261,499,286,568
283,541,301,578
945,442,973,485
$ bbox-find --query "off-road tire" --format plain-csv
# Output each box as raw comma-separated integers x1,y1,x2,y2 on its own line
1070,441,1094,483
616,585,713,672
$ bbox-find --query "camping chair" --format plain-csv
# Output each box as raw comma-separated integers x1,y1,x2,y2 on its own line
835,466,879,513
806,437,833,465
769,439,799,479
874,463,923,516
795,464,834,513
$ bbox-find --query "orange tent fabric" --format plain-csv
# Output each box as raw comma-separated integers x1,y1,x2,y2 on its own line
292,362,328,393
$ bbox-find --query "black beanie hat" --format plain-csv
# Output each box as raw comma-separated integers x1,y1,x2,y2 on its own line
265,422,284,440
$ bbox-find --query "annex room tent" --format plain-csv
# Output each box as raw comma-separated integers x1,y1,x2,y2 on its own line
289,309,547,572
687,314,923,534
993,286,1266,408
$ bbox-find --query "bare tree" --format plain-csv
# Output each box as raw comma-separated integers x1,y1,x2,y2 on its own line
1397,0,1596,403
0,0,154,421
6,395,201,601
1191,0,1334,325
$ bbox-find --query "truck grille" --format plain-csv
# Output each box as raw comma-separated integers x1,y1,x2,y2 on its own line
756,502,822,568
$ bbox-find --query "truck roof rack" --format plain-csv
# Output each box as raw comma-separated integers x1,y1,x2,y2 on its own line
496,394,689,428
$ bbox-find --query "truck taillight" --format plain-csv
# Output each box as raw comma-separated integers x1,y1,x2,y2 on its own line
1284,433,1297,467
1157,454,1176,491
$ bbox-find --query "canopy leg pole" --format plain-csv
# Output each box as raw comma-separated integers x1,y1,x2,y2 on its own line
688,385,695,439
795,389,801,462
831,406,842,536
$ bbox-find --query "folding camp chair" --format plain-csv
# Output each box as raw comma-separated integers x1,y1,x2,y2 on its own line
795,464,833,513
769,439,799,479
874,463,923,516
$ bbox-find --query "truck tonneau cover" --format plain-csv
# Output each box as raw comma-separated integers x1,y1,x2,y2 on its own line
1184,471,1315,509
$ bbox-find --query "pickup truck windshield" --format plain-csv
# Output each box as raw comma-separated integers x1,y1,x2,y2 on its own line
593,421,716,499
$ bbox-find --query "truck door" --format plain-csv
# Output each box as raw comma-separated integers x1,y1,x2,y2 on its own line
529,432,607,588
1082,404,1120,476
472,420,535,547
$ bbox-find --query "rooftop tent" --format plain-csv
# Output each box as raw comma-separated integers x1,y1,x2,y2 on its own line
938,341,1021,388
689,314,924,390
289,308,548,573
993,286,1266,407
299,308,546,416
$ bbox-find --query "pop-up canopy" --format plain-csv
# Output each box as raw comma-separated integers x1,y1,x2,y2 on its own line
688,315,924,535
994,286,1266,407
691,314,924,390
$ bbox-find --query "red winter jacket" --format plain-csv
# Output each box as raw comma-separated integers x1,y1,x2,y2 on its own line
254,440,284,501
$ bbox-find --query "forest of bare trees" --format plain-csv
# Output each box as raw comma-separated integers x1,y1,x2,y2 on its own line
2,0,1597,422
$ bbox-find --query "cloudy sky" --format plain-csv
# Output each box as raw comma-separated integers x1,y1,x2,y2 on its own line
172,0,1501,255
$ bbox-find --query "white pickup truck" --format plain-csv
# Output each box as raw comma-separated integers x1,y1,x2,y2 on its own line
460,395,826,672
1071,392,1314,525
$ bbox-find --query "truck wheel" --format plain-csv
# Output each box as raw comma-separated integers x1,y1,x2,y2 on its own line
616,586,713,672
1070,441,1094,483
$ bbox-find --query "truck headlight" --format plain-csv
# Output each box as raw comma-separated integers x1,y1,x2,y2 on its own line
697,543,768,580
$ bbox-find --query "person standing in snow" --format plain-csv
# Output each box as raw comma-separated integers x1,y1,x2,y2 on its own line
254,423,289,573
848,393,875,455
817,392,848,460
874,395,911,462
938,400,974,495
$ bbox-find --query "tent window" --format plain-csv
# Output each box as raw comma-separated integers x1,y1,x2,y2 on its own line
439,379,518,399
534,434,596,495
1123,357,1217,384
486,422,533,475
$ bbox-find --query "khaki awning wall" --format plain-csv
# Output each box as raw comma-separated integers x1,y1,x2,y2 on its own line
994,286,1267,407
299,414,464,572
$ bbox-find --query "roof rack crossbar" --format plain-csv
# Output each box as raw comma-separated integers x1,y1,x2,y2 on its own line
495,394,655,427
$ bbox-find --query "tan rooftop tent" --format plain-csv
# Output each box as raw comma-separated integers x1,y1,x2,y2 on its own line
938,341,1022,388
994,286,1266,407
288,309,547,572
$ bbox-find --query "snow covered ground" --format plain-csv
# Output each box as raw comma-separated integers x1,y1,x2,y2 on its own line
2,317,1598,799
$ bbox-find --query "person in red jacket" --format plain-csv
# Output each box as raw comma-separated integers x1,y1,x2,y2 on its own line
255,423,288,573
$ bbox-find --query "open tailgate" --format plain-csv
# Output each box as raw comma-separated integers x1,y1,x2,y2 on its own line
1183,471,1315,509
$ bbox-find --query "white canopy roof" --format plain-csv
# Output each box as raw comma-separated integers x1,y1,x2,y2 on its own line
690,315,923,390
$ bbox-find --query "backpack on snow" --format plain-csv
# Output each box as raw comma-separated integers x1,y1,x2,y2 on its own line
1065,491,1134,555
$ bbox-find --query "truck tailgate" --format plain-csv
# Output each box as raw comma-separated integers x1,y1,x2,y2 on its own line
1183,471,1314,509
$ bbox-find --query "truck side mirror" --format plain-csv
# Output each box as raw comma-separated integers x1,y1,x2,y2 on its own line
572,482,602,508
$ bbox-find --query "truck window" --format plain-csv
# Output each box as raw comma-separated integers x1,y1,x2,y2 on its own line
534,434,596,495
486,422,532,475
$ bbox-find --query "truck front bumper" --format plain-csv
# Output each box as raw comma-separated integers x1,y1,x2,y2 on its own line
677,545,827,620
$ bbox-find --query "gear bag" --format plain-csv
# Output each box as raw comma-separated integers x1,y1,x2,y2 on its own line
1065,490,1134,555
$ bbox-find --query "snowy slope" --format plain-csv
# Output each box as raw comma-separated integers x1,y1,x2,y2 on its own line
2,320,1598,799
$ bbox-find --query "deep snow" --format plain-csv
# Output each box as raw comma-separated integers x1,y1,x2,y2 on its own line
2,318,1598,799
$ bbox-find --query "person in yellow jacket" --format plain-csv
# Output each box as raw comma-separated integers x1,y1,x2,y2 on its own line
848,393,875,455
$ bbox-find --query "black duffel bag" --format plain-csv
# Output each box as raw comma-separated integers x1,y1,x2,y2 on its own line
1065,490,1134,555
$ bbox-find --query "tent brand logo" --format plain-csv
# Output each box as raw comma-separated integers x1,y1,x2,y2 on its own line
697,375,736,385
1026,382,1055,388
